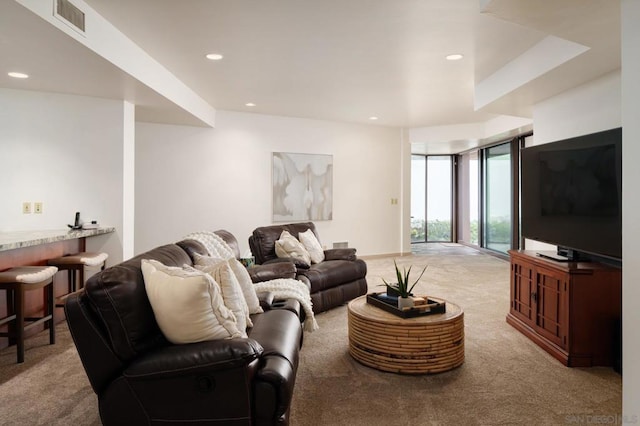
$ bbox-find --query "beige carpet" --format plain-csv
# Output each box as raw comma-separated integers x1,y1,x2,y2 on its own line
0,322,99,426
0,247,621,425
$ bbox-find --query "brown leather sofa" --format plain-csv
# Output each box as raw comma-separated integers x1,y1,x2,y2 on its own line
249,222,368,313
65,232,303,426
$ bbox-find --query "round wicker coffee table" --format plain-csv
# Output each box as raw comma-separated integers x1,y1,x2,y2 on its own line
347,295,464,374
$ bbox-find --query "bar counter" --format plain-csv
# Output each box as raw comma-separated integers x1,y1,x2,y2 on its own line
0,227,115,351
0,227,115,252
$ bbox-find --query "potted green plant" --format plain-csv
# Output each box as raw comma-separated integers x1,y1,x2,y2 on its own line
382,260,428,309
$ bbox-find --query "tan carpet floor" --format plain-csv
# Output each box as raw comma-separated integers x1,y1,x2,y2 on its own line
0,245,621,425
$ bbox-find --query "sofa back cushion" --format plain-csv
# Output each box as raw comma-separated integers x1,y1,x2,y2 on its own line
250,222,320,264
176,239,209,262
213,229,242,259
84,244,193,361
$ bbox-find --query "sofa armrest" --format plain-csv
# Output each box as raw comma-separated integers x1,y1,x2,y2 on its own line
324,248,357,261
264,257,310,270
124,338,263,378
257,291,276,311
256,292,303,320
255,356,297,423
249,309,302,422
249,262,297,282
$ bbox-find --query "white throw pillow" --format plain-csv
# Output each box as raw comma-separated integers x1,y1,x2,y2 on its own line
275,230,311,266
194,254,253,330
141,259,243,344
194,253,263,315
228,258,263,314
299,229,325,264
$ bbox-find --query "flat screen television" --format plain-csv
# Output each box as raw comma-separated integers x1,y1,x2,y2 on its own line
521,127,622,261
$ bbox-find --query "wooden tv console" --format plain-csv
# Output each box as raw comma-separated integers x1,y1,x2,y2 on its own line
506,250,621,367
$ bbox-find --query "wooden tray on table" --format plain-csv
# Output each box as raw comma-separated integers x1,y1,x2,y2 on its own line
366,292,446,318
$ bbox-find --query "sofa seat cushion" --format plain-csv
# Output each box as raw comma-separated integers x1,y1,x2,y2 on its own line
296,259,368,293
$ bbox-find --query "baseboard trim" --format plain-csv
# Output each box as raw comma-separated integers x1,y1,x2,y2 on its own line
359,252,408,260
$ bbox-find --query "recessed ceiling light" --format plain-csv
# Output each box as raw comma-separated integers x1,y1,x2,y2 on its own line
369,116,379,121
245,102,256,107
205,53,224,61
8,72,29,79
446,54,463,61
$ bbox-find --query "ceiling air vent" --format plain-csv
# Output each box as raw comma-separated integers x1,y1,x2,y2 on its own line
54,0,86,33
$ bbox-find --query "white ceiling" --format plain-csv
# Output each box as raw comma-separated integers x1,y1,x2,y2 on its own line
0,0,620,130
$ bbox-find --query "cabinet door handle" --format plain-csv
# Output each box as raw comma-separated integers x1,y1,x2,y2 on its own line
531,292,537,303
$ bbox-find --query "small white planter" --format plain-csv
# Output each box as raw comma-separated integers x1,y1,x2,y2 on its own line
397,296,414,310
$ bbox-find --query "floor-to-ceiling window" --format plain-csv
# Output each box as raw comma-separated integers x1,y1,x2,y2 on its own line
411,155,426,242
457,150,479,246
411,155,453,243
483,142,513,254
415,133,527,253
426,156,453,242
469,152,479,245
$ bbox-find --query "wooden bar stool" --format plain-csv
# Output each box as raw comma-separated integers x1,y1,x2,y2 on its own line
48,252,108,307
0,266,57,363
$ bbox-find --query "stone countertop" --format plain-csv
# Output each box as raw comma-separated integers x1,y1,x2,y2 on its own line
0,227,116,252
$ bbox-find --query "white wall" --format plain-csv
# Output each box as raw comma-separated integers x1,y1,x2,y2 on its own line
400,128,412,254
135,110,403,257
532,71,621,145
622,0,640,415
121,101,136,260
0,88,125,263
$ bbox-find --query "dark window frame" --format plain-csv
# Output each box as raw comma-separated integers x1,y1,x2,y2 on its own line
412,131,531,254
451,131,532,259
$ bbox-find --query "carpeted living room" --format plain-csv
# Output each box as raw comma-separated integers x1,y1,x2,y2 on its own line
283,249,622,426
0,244,622,425
1,1,639,425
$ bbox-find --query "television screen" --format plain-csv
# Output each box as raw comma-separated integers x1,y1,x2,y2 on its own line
521,128,622,260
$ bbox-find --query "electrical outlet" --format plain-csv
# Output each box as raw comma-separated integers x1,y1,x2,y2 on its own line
22,202,31,214
34,202,43,214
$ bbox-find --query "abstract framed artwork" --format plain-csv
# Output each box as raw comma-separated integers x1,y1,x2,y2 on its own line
272,152,333,222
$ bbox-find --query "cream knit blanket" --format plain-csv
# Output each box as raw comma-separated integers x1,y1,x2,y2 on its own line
184,231,318,331
183,231,235,260
254,278,319,332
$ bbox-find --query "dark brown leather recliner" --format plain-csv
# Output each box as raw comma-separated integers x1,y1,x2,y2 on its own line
249,222,368,313
65,234,303,425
